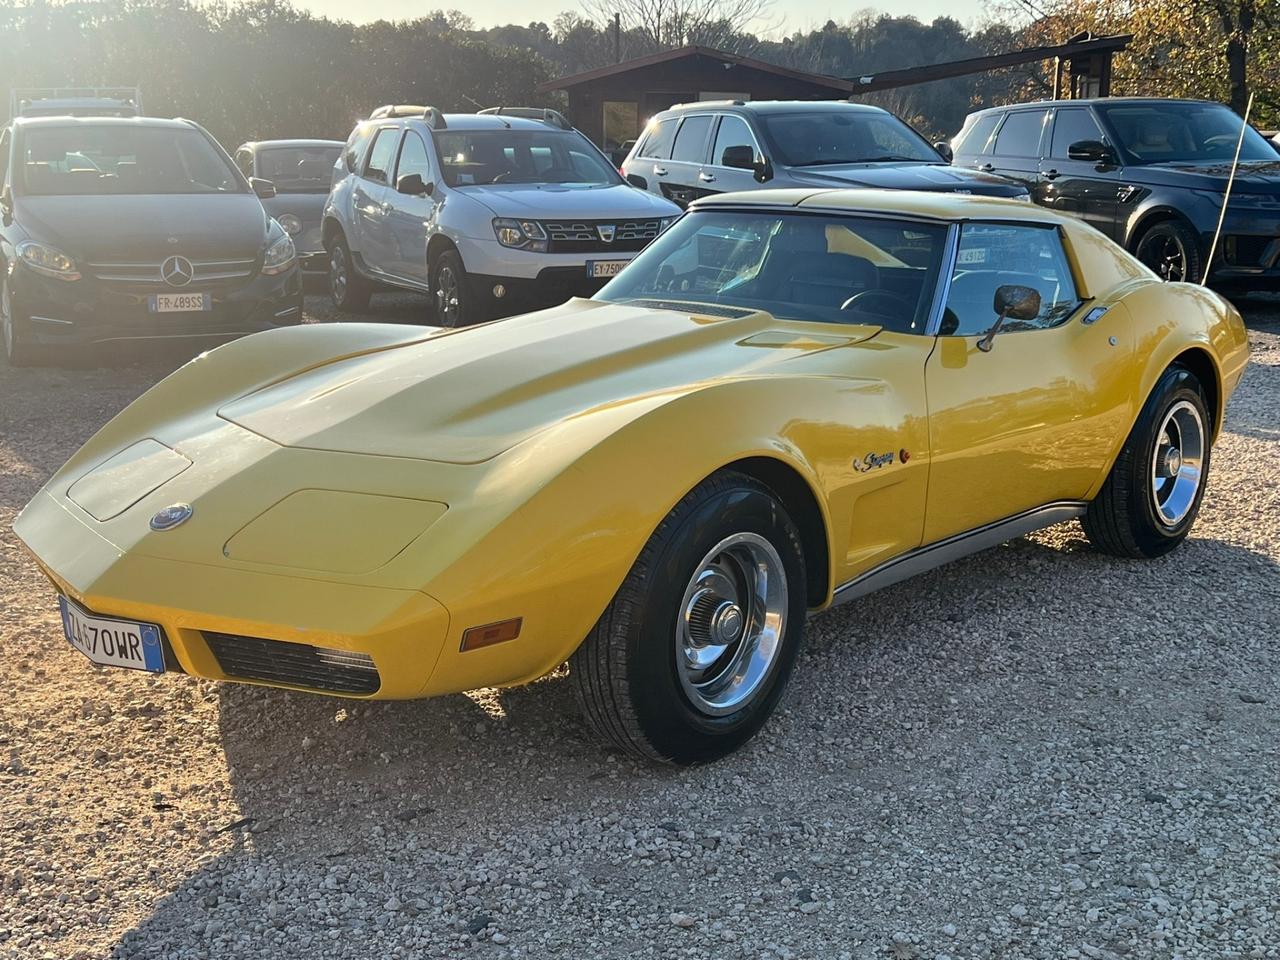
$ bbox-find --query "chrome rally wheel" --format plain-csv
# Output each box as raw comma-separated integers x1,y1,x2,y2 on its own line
1150,400,1205,528
677,533,787,717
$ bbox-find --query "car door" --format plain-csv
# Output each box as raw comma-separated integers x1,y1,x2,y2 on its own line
697,113,764,196
383,129,439,286
626,117,677,197
924,220,1133,542
1039,107,1122,240
662,114,715,208
983,108,1050,195
351,126,401,271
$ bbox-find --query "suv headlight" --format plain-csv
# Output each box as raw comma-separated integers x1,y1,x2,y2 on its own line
261,233,297,275
17,240,80,280
492,218,548,252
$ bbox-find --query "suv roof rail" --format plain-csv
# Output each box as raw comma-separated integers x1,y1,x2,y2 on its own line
368,104,447,128
478,107,572,131
9,86,143,119
668,99,746,111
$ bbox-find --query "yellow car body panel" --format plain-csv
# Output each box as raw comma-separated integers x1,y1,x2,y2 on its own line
14,190,1249,701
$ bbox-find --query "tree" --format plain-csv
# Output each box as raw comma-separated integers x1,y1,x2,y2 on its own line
577,0,777,53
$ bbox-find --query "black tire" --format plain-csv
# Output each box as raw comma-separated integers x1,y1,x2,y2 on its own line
1083,364,1212,559
570,470,808,764
327,234,372,312
1,270,47,367
431,249,474,327
1134,220,1204,284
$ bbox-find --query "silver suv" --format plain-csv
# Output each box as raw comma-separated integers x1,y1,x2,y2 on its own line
622,100,1029,208
324,106,680,325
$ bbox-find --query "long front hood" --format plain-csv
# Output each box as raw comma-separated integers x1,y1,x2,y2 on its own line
219,300,875,464
18,193,270,261
789,163,1026,197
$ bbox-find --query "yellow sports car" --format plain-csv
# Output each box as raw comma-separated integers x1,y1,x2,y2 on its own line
15,189,1249,763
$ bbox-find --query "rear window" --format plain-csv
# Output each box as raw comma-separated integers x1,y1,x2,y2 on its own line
993,111,1048,158
637,118,677,159
258,145,341,192
953,113,1000,158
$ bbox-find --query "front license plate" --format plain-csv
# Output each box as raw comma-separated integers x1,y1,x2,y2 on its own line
587,260,628,279
149,292,211,313
59,596,165,673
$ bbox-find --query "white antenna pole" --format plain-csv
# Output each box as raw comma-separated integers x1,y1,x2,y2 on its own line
1202,91,1255,286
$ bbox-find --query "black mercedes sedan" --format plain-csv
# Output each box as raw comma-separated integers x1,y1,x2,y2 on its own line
0,115,303,365
951,97,1280,287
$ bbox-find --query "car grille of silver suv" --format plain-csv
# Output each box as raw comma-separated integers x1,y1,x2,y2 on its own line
87,258,257,291
540,219,661,254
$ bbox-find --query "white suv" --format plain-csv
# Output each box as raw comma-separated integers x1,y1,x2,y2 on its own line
324,106,681,325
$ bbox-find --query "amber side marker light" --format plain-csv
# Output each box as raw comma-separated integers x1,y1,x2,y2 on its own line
460,618,523,652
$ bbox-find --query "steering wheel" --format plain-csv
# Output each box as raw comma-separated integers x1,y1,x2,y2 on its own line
1203,134,1237,154
839,290,915,327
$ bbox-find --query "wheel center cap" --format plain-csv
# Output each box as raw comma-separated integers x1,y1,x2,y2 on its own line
1164,447,1183,476
711,602,744,645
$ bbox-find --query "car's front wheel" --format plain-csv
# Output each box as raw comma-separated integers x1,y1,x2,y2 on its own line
1083,363,1211,558
1135,220,1203,284
571,471,808,763
431,249,474,327
328,235,372,312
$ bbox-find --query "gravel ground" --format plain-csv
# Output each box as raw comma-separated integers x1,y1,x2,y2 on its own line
2,291,1279,960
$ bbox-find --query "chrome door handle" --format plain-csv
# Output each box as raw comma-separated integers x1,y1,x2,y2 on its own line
653,166,669,176
1043,169,1060,180
698,172,716,183
978,162,994,172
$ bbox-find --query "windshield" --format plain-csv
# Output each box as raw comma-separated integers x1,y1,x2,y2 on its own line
258,145,341,191
1097,101,1279,165
597,210,948,332
760,111,940,167
434,129,621,187
19,125,243,196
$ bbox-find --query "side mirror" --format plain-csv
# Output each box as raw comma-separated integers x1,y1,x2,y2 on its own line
396,173,433,196
979,284,1041,352
721,145,755,170
933,140,954,163
250,177,276,199
1067,139,1117,165
625,173,648,190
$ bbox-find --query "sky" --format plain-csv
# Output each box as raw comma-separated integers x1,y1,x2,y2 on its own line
294,0,991,31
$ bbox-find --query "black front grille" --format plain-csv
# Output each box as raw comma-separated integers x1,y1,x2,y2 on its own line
204,632,380,695
542,219,660,254
1224,235,1278,268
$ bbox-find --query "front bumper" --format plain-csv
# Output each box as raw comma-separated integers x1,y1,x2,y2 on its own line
468,267,614,316
10,262,305,347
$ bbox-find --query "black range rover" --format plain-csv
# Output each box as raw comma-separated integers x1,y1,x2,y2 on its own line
0,115,303,365
951,97,1280,287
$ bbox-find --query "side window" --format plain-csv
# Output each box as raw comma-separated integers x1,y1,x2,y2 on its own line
1050,109,1107,159
0,130,10,186
992,111,1048,158
363,129,399,185
941,223,1082,336
637,118,677,159
395,131,432,183
344,124,374,173
234,149,254,178
710,115,755,166
953,114,1000,159
671,115,713,163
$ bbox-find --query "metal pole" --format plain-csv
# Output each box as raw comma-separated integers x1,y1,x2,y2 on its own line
1202,91,1254,286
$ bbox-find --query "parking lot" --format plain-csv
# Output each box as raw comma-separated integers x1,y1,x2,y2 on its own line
2,291,1279,960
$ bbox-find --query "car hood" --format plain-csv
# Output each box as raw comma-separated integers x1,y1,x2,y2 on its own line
218,299,878,464
17,193,270,262
1126,159,1280,196
785,163,1027,197
460,182,680,220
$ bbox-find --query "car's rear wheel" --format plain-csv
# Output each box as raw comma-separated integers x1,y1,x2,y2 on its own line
432,249,475,327
328,235,372,312
1,271,46,367
1135,220,1203,284
1083,364,1211,558
571,471,808,763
